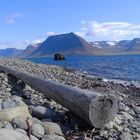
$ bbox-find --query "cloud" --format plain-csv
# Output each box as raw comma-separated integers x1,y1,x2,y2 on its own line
33,32,57,43
79,21,140,40
75,32,86,38
31,39,42,44
4,13,25,24
0,40,30,49
0,32,57,49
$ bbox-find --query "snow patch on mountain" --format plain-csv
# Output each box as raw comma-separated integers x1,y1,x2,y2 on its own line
107,41,116,46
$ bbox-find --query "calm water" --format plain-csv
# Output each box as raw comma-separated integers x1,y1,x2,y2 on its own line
26,55,140,81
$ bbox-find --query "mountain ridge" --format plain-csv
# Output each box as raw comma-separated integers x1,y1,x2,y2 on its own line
0,48,23,58
18,43,41,58
1,32,140,58
30,32,99,57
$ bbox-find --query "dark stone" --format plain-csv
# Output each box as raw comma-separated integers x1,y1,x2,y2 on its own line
54,53,65,60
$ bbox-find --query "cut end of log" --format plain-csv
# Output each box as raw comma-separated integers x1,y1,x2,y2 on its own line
89,95,118,128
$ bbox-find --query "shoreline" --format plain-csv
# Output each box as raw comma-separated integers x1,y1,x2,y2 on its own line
25,55,140,83
0,58,140,104
0,58,139,139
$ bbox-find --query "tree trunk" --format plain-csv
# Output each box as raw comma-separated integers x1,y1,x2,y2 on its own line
0,64,118,128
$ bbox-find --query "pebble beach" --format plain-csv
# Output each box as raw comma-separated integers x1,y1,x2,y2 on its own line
0,58,139,140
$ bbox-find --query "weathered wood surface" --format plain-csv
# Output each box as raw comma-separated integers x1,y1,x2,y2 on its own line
0,64,118,128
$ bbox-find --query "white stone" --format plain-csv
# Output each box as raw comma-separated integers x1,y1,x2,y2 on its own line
0,106,31,122
0,128,29,140
42,122,63,136
31,135,39,140
12,116,28,130
32,123,45,138
15,128,27,135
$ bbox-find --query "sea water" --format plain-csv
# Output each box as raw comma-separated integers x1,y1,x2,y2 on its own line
26,54,140,82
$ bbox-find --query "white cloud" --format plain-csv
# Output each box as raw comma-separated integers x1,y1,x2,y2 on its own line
0,40,30,49
4,13,25,24
33,32,57,43
31,39,42,44
75,32,86,38
0,32,57,49
79,21,140,40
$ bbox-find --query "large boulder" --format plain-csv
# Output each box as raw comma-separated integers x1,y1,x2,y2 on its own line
54,53,65,60
0,106,31,122
0,129,29,140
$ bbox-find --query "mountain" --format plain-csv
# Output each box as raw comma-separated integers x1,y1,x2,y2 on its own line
1,33,140,58
0,48,23,57
90,39,140,55
126,38,140,52
18,43,41,58
30,32,99,57
90,41,117,48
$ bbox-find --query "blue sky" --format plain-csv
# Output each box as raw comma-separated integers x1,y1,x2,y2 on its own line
1,0,140,49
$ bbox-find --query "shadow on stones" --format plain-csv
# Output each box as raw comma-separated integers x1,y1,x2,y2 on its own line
7,74,26,98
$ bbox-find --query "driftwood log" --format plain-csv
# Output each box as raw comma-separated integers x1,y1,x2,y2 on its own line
0,64,118,128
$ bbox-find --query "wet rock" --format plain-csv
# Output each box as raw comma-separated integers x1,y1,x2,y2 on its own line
32,123,45,138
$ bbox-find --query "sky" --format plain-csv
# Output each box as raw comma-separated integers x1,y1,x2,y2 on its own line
1,0,140,49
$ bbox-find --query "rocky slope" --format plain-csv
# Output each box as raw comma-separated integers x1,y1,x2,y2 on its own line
0,58,139,139
18,43,41,58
